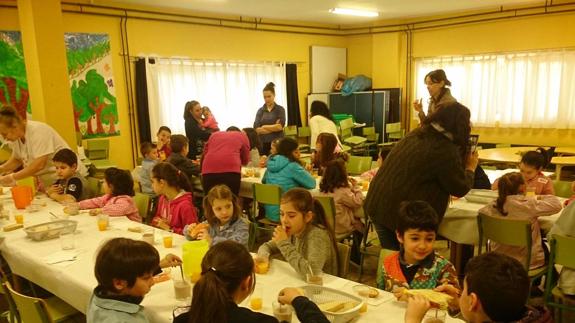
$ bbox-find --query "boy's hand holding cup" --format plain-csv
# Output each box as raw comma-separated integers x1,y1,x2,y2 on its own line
405,294,431,323
277,287,305,305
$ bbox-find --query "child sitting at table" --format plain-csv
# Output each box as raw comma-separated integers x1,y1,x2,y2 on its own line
47,148,91,203
318,159,364,239
548,201,575,297
202,106,219,132
404,252,552,323
312,133,348,176
184,185,249,247
156,126,172,161
479,172,562,270
138,142,158,196
360,148,390,181
257,188,338,277
167,135,200,180
174,240,329,323
262,137,316,222
242,127,261,168
87,237,182,322
492,147,554,195
150,162,198,234
78,167,141,222
377,200,459,298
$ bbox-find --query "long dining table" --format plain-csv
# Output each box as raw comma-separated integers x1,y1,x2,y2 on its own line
0,191,463,322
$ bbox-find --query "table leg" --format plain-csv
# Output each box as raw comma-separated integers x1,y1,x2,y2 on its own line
556,165,563,181
450,242,475,282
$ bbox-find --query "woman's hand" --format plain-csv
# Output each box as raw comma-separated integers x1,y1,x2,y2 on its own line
160,254,183,268
0,174,16,186
272,226,289,242
412,99,423,113
278,287,305,305
465,151,479,171
405,294,431,323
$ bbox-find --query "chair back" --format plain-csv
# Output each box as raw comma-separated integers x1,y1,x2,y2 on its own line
315,196,336,235
477,213,532,270
86,177,102,197
86,139,109,160
134,193,151,222
346,156,372,175
0,280,20,323
336,242,351,278
283,126,297,139
298,126,311,138
544,234,575,312
252,183,282,219
385,122,404,141
3,282,52,323
554,180,573,198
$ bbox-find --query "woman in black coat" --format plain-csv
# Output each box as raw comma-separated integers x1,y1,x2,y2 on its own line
183,100,211,160
364,102,479,250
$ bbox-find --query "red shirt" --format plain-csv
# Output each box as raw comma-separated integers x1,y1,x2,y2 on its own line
201,131,250,175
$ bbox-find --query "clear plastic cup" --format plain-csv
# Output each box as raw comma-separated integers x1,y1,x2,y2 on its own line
142,229,155,245
249,286,263,310
306,270,323,286
172,274,191,301
423,308,447,323
272,301,293,322
14,213,23,225
60,232,75,250
254,253,270,274
162,231,173,248
97,214,109,231
525,186,536,198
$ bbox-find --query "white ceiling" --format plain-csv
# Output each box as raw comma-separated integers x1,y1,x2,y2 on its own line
98,0,542,25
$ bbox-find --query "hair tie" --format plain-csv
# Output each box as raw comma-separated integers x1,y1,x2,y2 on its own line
201,266,218,275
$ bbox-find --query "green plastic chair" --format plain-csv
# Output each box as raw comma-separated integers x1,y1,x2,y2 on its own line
3,281,78,323
283,126,297,140
346,156,373,175
134,193,151,223
315,196,336,234
379,122,404,148
86,177,102,197
0,280,19,323
249,183,282,250
86,139,109,160
477,213,547,284
544,234,575,322
336,242,351,278
297,126,311,153
554,180,573,198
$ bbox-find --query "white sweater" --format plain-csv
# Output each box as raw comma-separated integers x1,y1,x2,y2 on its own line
309,115,342,149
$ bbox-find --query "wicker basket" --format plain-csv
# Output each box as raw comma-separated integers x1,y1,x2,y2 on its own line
300,285,363,323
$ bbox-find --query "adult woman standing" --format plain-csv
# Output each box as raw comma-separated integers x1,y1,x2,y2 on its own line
200,127,250,196
0,106,87,189
364,103,478,250
184,100,211,160
308,100,342,150
413,69,457,123
253,82,285,156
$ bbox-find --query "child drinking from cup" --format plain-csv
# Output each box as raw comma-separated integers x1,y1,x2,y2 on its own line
150,162,198,234
173,240,329,323
257,188,338,277
492,147,554,195
87,237,182,322
78,168,141,222
184,184,249,247
48,148,91,203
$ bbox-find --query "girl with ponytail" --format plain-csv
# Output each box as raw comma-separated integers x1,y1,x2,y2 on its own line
257,188,339,278
174,240,329,323
492,147,555,195
479,172,562,270
150,162,198,234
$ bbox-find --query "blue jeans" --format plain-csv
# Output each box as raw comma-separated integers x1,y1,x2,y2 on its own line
373,222,400,251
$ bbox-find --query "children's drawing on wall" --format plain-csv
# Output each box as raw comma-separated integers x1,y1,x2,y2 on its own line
66,33,119,139
0,31,30,120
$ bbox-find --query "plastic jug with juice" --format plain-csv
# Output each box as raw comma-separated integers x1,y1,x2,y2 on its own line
182,240,209,283
11,186,33,209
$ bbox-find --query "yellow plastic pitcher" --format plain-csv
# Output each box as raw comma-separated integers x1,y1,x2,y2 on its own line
182,240,209,283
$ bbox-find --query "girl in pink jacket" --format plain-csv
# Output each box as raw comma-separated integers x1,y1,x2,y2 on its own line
479,172,562,270
79,168,141,222
150,163,198,234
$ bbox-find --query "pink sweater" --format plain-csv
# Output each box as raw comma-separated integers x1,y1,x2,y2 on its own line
151,191,198,234
201,131,250,175
203,115,219,130
318,184,365,237
78,194,141,222
479,195,562,269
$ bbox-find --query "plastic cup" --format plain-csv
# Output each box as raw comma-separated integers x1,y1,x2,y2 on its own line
64,202,80,215
14,214,23,225
272,301,293,322
525,186,536,198
423,308,447,323
97,214,109,231
142,229,155,245
254,253,270,274
172,275,191,301
163,232,173,248
361,181,369,191
249,286,263,310
60,232,75,250
306,270,323,286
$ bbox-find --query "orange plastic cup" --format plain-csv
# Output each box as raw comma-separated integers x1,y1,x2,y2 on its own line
163,235,173,248
14,214,23,224
11,186,33,209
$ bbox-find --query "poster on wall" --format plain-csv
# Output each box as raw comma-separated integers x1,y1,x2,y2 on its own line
65,32,120,139
0,31,30,119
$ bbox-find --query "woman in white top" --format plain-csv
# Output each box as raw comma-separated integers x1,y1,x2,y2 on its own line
0,106,86,189
308,101,342,150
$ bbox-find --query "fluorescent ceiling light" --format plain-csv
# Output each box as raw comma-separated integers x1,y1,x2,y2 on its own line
329,8,379,17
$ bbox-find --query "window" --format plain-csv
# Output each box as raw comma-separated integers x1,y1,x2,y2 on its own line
145,58,286,137
414,50,575,129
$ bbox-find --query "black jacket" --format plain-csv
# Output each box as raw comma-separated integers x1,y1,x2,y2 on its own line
184,117,211,160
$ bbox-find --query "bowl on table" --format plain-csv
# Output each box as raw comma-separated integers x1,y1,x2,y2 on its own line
24,220,78,241
464,189,498,204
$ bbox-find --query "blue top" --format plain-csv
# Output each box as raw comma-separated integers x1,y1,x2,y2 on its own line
140,158,157,195
87,289,148,323
262,155,316,221
253,103,286,144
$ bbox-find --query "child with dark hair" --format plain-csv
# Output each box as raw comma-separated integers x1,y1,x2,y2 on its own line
360,148,390,181
405,252,552,323
262,137,316,222
312,133,348,176
492,147,554,195
242,127,261,167
87,237,182,322
480,172,561,270
48,148,91,202
156,126,172,161
79,168,141,222
150,162,197,234
377,201,459,302
167,134,200,180
257,188,338,277
139,142,158,195
184,185,249,247
174,240,329,323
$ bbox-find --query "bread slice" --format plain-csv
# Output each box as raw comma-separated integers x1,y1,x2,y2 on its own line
404,289,452,309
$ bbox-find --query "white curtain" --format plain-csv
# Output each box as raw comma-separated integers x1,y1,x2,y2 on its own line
414,50,575,129
146,59,287,137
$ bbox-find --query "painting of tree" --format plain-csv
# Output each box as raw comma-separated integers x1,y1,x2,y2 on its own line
0,31,30,118
65,33,119,138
